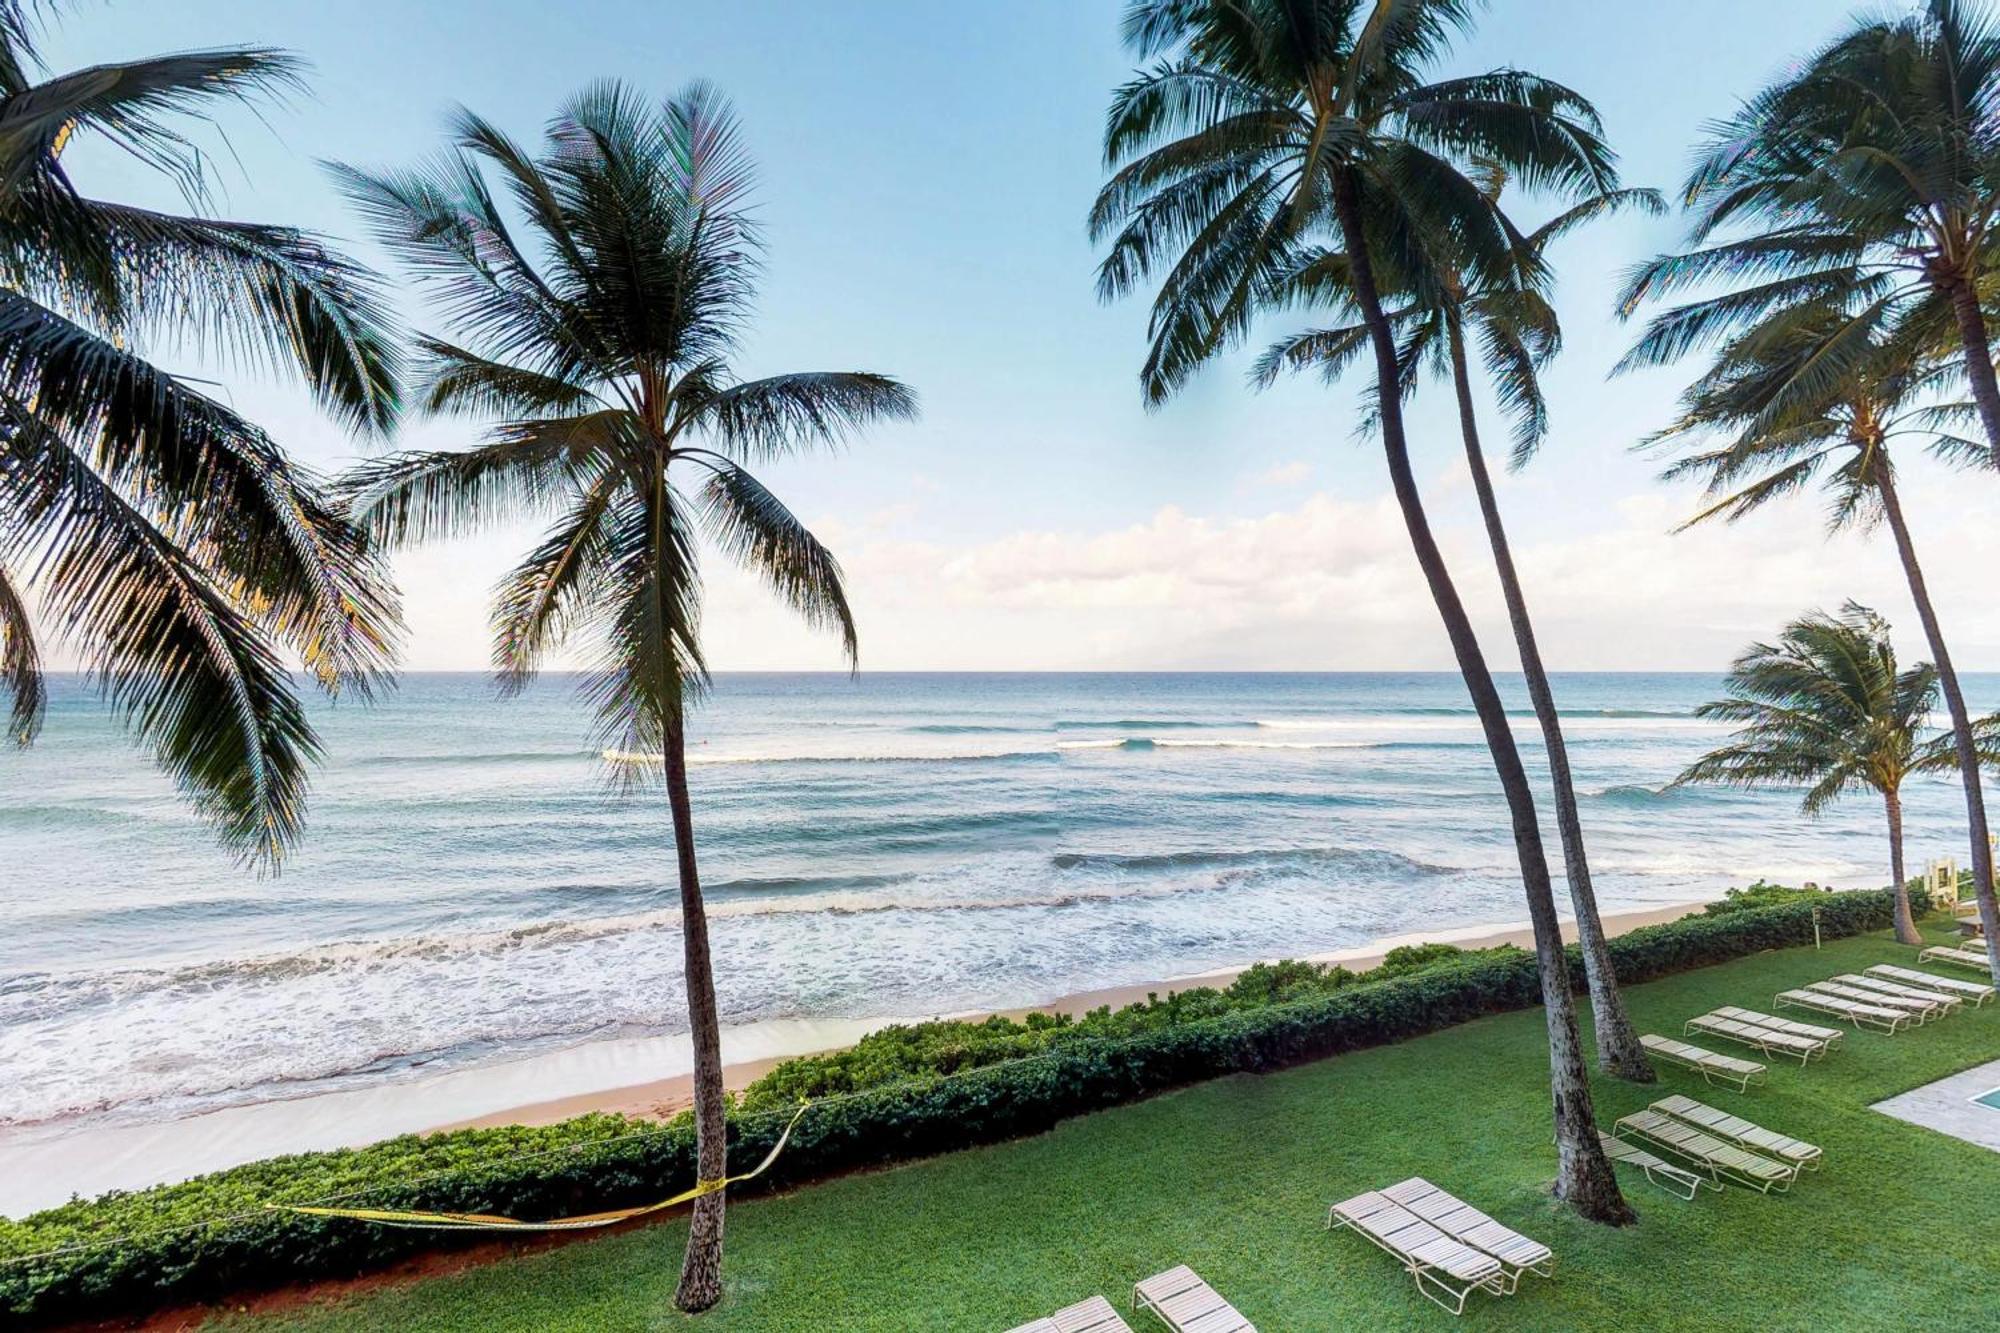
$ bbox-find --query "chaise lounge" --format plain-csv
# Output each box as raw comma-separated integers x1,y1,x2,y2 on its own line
1638,1033,1767,1091
1684,1012,1825,1064
1613,1109,1798,1193
1327,1190,1508,1316
1775,987,1910,1033
1653,1094,1822,1171
1598,1130,1712,1200
1838,972,1960,1015
1379,1177,1554,1293
1917,944,1998,975
1867,964,1995,1005
1131,1266,1255,1333
1802,979,1942,1023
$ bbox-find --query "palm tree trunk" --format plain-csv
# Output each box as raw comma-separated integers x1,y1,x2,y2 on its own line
1877,468,1999,973
1884,786,1919,946
1943,274,2000,456
1443,314,1653,1083
665,713,730,1313
1332,171,1631,1224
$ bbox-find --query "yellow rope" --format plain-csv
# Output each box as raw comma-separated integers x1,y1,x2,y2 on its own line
269,1103,807,1233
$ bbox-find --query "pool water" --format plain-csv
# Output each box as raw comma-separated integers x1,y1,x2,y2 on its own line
1974,1089,2000,1111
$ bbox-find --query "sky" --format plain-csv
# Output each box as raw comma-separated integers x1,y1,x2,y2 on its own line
37,0,2000,672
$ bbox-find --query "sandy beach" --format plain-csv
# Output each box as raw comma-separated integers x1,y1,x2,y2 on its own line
0,898,1710,1217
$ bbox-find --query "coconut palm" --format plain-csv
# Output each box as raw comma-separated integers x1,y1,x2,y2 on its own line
1675,604,2000,935
0,2,401,863
1257,180,1665,1080
1640,297,2000,969
334,82,915,1312
1091,0,1632,1221
1620,1,2000,453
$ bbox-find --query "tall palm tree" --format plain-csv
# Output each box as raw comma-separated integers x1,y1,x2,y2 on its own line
1091,0,1632,1221
1621,0,2000,967
1257,180,1664,1080
0,1,401,863
1636,298,2000,969
334,83,916,1312
1674,604,1997,937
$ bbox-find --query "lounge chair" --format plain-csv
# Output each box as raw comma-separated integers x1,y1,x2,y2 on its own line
1613,1109,1797,1193
1639,1034,1766,1091
1832,973,1957,1018
1803,979,1942,1023
1918,945,1998,975
1710,1006,1845,1049
1867,964,1995,1005
1008,1295,1135,1333
1684,1013,1825,1065
1832,972,1960,1012
1774,987,1910,1033
1327,1191,1507,1316
1653,1094,1822,1171
1379,1177,1553,1293
1599,1130,1712,1200
1131,1266,1254,1333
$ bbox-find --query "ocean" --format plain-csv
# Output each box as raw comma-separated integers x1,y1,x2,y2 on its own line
2,670,1991,1208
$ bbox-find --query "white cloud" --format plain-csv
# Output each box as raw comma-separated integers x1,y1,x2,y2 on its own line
1245,460,1314,488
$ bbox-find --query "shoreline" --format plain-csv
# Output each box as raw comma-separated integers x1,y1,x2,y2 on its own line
0,896,1709,1217
436,896,1710,1131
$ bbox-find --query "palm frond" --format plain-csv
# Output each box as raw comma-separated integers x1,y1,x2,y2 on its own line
0,555,41,744
698,462,858,669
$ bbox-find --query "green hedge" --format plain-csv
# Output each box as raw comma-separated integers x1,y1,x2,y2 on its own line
0,888,1910,1327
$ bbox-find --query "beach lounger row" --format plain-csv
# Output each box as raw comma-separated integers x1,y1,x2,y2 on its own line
1613,1109,1797,1193
1010,1268,1254,1333
1328,1178,1551,1316
1918,944,1999,976
1638,1033,1766,1091
1868,964,1994,1005
1774,987,1910,1033
1806,978,1941,1023
1652,1094,1822,1172
1598,1130,1713,1200
1684,1008,1839,1064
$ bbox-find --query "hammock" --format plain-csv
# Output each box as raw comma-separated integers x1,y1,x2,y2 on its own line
272,1103,807,1233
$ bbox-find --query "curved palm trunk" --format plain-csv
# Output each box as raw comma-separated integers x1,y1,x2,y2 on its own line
1877,469,1998,972
1333,172,1630,1224
1443,315,1653,1082
1884,786,1919,945
1943,275,2000,457
665,714,730,1313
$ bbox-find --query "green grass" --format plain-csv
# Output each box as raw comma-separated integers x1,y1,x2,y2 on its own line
216,924,2000,1331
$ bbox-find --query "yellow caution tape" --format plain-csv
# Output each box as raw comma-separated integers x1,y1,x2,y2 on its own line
271,1103,807,1233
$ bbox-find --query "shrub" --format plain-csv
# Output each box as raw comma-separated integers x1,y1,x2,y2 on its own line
1701,879,1831,915
0,889,1908,1327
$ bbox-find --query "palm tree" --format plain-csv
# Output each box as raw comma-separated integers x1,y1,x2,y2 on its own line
0,2,401,863
1621,0,2000,969
334,83,916,1312
1091,0,1632,1222
1635,297,2000,970
1257,180,1664,1081
1674,604,1997,938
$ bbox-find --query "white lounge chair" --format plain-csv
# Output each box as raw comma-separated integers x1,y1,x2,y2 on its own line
1328,1191,1506,1316
1599,1131,1712,1200
1684,1013,1824,1064
1654,1094,1822,1171
1804,979,1942,1023
1918,945,1998,975
1710,1006,1845,1050
1639,1034,1766,1091
1007,1295,1135,1333
1868,964,1995,1005
1775,987,1910,1034
1838,972,1960,1015
1614,1109,1797,1193
1379,1177,1553,1293
1131,1266,1254,1333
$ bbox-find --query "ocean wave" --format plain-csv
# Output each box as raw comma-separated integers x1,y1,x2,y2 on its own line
1052,718,1259,730
604,746,1053,767
1593,783,1682,806
1055,736,1374,753
354,749,596,768
1050,844,1459,876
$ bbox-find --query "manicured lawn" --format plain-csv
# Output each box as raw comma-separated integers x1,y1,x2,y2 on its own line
218,924,2000,1331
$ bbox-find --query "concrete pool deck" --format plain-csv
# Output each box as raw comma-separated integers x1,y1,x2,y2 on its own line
1874,1056,2000,1152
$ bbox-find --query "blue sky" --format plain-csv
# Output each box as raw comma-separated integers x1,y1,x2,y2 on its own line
41,1,2000,670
